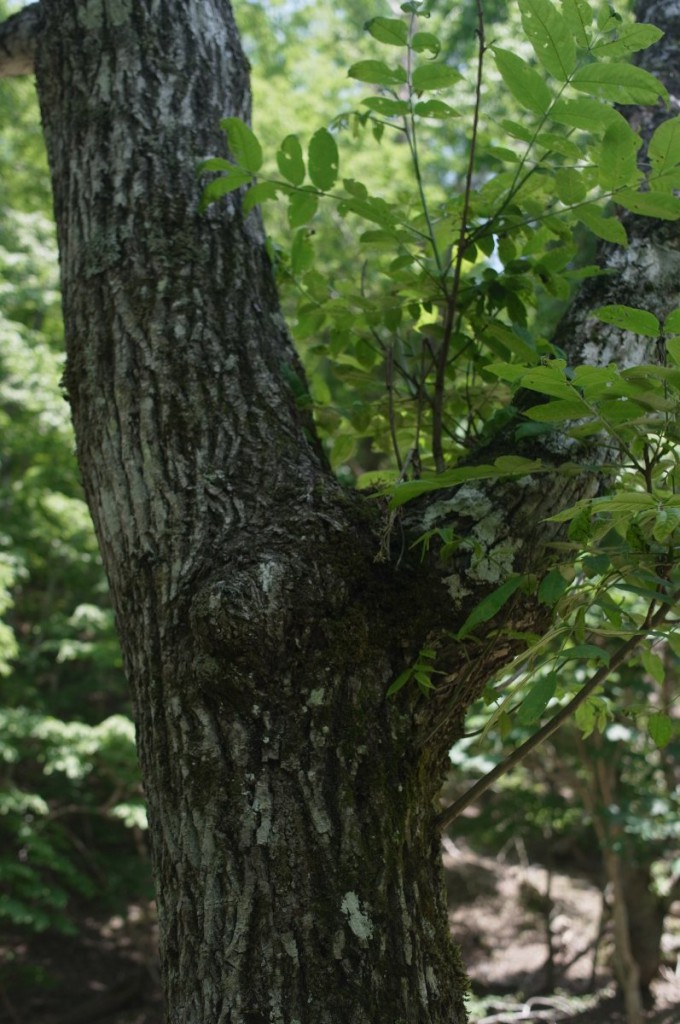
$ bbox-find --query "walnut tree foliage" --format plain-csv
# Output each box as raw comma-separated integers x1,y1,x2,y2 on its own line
203,0,680,761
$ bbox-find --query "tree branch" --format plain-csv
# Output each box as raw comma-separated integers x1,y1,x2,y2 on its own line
0,2,41,78
435,596,678,832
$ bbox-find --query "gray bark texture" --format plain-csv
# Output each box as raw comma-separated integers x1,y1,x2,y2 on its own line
0,0,672,1019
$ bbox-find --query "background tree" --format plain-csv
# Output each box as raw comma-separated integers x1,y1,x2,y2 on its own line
1,1,679,1023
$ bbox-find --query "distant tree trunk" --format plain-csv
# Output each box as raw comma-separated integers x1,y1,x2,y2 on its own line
0,0,672,1019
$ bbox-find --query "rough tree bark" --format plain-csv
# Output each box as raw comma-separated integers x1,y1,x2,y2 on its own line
1,0,678,1021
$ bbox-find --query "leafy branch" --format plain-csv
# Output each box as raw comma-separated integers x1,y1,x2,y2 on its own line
436,591,679,832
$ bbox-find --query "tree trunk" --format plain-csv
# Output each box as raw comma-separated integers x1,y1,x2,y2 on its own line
33,2,470,1020
3,0,674,1020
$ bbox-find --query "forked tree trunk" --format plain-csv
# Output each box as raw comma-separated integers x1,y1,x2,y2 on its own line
0,0,672,1019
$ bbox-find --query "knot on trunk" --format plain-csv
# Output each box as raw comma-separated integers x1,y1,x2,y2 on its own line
189,551,342,682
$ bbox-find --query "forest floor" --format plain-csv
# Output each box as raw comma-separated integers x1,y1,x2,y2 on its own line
2,843,679,1024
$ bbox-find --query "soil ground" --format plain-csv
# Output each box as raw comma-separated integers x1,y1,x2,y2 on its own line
2,844,679,1023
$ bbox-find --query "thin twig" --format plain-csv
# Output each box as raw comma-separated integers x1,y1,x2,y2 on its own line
436,596,678,832
432,0,485,471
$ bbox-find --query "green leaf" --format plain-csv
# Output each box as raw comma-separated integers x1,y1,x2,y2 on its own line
308,129,339,192
555,167,587,204
597,5,624,32
517,674,557,726
575,204,627,245
597,120,642,191
277,135,305,187
413,99,460,119
388,464,500,508
343,178,368,199
538,568,570,606
361,97,410,116
591,23,663,58
648,116,680,174
365,16,409,46
560,0,592,49
492,48,552,115
412,63,463,91
535,132,582,159
562,644,610,664
456,576,524,640
593,305,660,337
550,97,625,133
524,398,590,421
616,190,680,221
387,668,413,697
641,649,666,683
518,365,573,400
519,0,577,81
337,195,398,229
571,63,669,106
412,31,441,55
220,117,263,173
648,712,673,749
200,168,253,209
668,337,680,366
653,507,680,543
242,181,279,215
664,309,680,334
198,157,233,173
288,188,319,228
330,434,355,469
575,697,597,738
348,60,407,86
291,231,314,274
493,455,543,475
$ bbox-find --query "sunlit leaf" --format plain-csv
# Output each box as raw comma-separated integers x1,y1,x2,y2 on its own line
575,204,628,245
361,97,410,116
648,116,680,174
560,0,592,48
555,167,587,204
492,47,552,115
412,31,440,55
412,63,463,91
616,190,680,220
597,120,642,191
220,117,263,173
348,60,407,86
524,399,589,421
550,97,625,133
365,17,409,46
571,63,669,106
519,0,577,81
413,99,460,119
593,305,660,337
591,22,663,58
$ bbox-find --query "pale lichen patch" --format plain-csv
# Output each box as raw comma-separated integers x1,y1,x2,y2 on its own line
340,892,374,942
281,932,299,963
